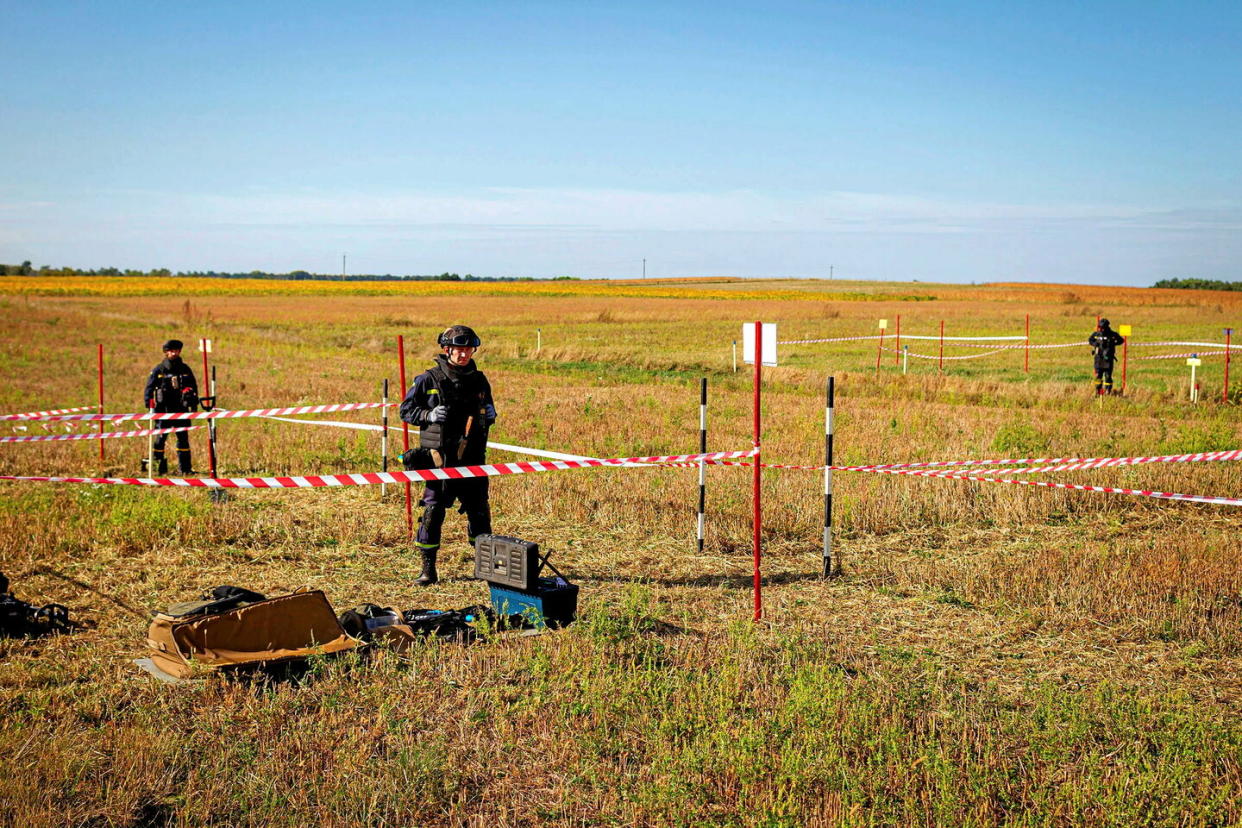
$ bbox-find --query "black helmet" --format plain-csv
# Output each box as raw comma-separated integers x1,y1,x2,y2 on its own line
162,339,184,351
1099,318,1111,328
438,325,480,348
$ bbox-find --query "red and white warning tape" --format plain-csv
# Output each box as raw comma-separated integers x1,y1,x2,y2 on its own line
869,466,1242,507
853,448,1242,471
708,448,1242,472
0,426,198,444
779,334,883,345
1,406,95,421
1132,340,1242,349
882,345,1012,361
704,449,1241,506
897,334,1027,342
1133,350,1229,361
0,449,756,488
22,401,392,423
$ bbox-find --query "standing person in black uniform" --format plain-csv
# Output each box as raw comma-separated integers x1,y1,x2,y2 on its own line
400,325,497,586
143,340,199,474
1088,318,1126,395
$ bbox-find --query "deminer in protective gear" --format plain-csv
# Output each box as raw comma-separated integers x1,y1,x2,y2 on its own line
143,339,199,474
399,325,497,586
1088,318,1126,395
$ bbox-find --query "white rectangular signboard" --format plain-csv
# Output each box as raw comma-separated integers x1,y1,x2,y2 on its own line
742,323,778,367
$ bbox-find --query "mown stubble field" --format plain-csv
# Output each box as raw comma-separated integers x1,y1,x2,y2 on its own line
1,278,1240,827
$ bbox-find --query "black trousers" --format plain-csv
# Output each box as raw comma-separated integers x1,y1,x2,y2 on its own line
153,418,193,473
1094,358,1116,390
416,477,491,551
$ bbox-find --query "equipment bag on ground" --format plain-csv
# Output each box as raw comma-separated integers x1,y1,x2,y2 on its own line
0,571,78,638
146,587,358,679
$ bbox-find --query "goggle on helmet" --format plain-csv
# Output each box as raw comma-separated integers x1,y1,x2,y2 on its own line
438,325,481,349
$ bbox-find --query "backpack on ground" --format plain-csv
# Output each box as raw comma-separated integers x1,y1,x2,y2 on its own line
145,587,358,679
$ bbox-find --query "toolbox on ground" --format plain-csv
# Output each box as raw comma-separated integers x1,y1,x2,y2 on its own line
474,534,540,590
488,577,579,629
474,534,578,628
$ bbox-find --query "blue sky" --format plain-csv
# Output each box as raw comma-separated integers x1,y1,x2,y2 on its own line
2,1,1239,285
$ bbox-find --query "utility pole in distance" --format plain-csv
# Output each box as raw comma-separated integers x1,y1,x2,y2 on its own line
643,258,646,279
342,254,347,280
829,264,834,280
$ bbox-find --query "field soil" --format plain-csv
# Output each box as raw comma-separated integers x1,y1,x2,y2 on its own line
1,278,1240,826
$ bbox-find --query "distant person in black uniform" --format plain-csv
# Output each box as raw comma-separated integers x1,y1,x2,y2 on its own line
144,340,199,474
1088,318,1126,395
399,325,497,586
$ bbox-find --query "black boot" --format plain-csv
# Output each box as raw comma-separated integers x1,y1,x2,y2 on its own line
417,547,439,586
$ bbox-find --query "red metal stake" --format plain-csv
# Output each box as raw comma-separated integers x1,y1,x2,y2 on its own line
97,344,104,462
894,315,901,366
397,335,413,540
938,321,945,373
752,320,763,622
874,326,884,375
1121,335,1128,395
1225,329,1232,403
1024,314,1030,374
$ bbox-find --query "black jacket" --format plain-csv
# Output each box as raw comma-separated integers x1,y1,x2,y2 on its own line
400,355,495,465
143,357,198,414
1088,328,1125,362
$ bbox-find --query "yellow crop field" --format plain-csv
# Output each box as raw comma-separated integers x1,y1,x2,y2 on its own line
0,274,931,303
1,279,1240,825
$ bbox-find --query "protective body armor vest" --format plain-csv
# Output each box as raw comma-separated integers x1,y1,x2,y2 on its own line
418,363,491,460
145,358,198,414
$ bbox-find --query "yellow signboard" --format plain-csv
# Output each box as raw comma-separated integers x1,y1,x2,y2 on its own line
1118,325,1132,337
878,319,888,330
1187,357,1202,367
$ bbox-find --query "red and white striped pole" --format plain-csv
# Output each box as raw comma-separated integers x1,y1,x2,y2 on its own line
397,335,413,540
96,344,105,462
752,320,763,622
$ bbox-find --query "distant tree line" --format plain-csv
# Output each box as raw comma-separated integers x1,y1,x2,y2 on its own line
0,263,579,282
1153,278,1242,292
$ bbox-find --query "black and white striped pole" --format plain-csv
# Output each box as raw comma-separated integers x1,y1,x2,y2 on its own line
697,377,707,553
381,379,389,498
823,376,835,578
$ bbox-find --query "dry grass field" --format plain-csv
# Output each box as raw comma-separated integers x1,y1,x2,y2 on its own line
1,277,1240,826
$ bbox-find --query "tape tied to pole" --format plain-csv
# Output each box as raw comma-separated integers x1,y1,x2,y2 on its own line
17,401,395,423
0,448,757,489
0,426,198,444
0,406,96,421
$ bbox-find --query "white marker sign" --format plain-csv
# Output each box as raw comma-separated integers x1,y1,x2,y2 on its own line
742,323,778,367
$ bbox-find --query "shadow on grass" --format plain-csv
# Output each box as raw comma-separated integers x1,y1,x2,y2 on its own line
31,566,146,619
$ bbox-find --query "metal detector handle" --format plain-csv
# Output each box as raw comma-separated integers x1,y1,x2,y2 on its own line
536,550,566,581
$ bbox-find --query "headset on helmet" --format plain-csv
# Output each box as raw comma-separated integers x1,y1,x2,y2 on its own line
438,325,481,349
